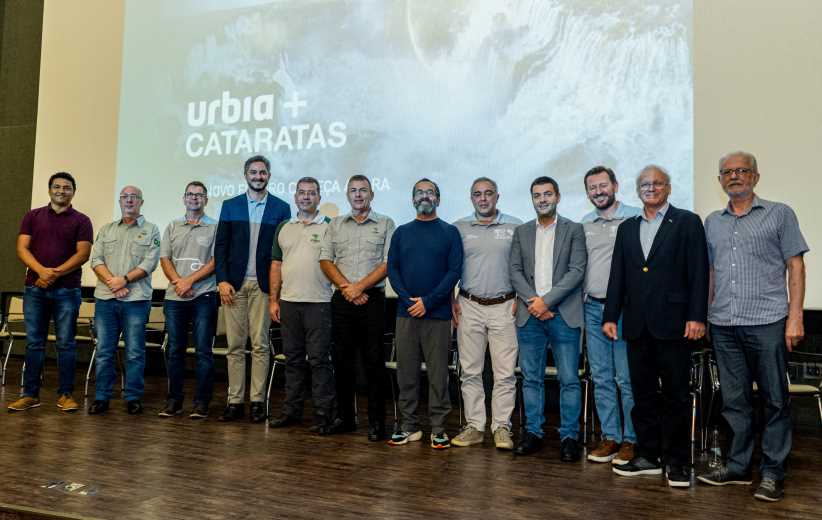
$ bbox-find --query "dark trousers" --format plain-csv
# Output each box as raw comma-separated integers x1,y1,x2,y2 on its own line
627,328,692,467
163,293,217,406
331,289,386,428
280,300,336,422
711,319,791,480
395,317,452,433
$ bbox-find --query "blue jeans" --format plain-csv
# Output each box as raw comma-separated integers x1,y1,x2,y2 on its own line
711,319,791,480
517,313,582,439
164,294,217,406
93,298,151,402
584,299,636,444
22,286,81,396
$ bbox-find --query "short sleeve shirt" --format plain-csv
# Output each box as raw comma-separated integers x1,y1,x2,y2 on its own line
90,216,161,301
581,202,642,298
318,210,395,288
160,215,217,301
19,205,93,289
272,213,332,303
453,212,522,298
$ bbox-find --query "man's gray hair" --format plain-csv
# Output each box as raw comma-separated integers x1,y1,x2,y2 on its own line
635,164,671,189
470,177,498,193
718,150,758,173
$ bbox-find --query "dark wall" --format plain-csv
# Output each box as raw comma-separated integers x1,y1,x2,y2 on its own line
0,0,44,293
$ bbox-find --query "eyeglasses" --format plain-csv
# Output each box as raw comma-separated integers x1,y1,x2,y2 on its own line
119,194,142,201
184,192,206,199
471,190,496,198
639,181,669,192
414,189,436,198
719,167,754,177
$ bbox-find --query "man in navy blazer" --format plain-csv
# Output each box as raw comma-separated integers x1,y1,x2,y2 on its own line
510,176,587,460
214,155,290,423
603,165,708,488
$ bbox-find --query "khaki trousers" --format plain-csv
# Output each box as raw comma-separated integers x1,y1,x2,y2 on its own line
224,279,271,404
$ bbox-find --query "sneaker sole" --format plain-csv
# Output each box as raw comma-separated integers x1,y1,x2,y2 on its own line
495,443,514,450
588,453,618,463
387,431,423,446
58,406,80,413
431,442,450,449
189,413,208,419
612,467,663,477
158,411,182,418
8,403,41,412
697,476,753,486
612,457,631,466
451,439,483,447
667,478,691,488
753,492,782,502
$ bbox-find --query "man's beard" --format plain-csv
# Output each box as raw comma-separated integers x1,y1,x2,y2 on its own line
591,193,616,210
535,202,557,218
414,199,436,215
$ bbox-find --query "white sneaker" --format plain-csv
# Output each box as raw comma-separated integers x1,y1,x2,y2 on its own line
387,430,423,446
452,426,484,447
493,428,514,450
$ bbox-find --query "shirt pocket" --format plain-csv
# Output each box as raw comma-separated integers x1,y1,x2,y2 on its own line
364,235,385,261
131,235,153,261
331,236,349,259
102,237,119,256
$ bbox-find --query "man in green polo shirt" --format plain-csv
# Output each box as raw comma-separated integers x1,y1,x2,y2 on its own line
268,177,342,434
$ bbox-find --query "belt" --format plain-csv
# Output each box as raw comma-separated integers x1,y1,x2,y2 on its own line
459,289,516,306
587,295,607,304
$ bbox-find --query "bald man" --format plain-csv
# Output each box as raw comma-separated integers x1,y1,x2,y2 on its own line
88,185,161,415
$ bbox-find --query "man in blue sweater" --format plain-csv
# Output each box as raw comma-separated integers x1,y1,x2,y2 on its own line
387,178,463,449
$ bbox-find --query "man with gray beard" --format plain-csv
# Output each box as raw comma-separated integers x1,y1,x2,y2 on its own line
386,178,463,449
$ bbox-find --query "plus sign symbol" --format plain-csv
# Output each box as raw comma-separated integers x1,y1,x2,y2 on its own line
283,92,307,119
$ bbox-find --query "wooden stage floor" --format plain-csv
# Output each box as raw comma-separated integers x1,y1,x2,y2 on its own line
0,369,820,520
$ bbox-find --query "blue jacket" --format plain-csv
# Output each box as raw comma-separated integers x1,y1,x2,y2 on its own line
214,192,291,294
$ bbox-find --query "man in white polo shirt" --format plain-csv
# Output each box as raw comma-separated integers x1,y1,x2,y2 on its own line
268,177,342,434
451,177,521,450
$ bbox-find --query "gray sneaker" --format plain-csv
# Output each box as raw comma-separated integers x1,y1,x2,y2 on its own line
493,428,514,450
452,426,484,447
753,478,784,502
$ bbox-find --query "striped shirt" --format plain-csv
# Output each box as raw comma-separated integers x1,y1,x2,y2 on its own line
705,197,809,326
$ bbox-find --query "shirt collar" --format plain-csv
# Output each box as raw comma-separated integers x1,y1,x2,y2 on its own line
721,195,764,217
469,210,503,226
119,215,145,227
180,214,216,226
536,217,558,231
47,204,76,216
344,210,379,224
246,192,268,206
290,212,326,225
590,201,631,222
641,203,669,222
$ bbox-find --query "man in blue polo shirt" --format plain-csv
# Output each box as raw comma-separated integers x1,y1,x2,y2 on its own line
386,178,463,449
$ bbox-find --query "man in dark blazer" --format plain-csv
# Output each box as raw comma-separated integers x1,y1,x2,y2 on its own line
214,155,290,423
510,176,587,460
603,165,708,488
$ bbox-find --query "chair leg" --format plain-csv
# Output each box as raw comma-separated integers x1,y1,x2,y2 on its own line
2,337,15,386
85,345,97,397
690,391,697,465
817,395,822,427
266,357,277,420
389,370,398,431
582,379,589,445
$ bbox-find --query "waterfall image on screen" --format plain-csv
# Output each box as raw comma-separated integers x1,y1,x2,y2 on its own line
116,0,692,229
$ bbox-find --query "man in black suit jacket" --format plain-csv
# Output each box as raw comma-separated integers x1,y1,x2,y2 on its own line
603,165,708,488
214,155,291,423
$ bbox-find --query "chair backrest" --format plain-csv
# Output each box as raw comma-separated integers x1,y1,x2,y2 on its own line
7,296,24,317
146,305,165,332
216,306,227,337
77,300,96,320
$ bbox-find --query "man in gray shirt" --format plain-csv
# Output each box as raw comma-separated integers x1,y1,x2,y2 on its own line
158,181,218,419
268,177,342,434
451,177,521,450
580,166,641,466
319,174,396,441
697,151,809,502
88,185,161,415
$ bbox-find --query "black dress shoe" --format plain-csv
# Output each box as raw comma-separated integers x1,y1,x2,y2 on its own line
311,417,345,436
368,424,386,442
560,437,581,462
218,403,245,422
88,400,110,415
249,402,266,423
126,400,143,415
268,414,301,428
514,432,544,456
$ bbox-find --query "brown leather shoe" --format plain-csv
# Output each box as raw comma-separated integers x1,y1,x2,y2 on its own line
612,442,635,466
57,393,80,412
587,439,619,463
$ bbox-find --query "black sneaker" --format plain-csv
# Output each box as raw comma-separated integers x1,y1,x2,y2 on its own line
753,478,784,502
126,400,143,415
697,466,753,486
666,465,691,488
612,456,663,477
158,400,183,418
189,403,209,419
267,414,301,428
310,417,345,436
